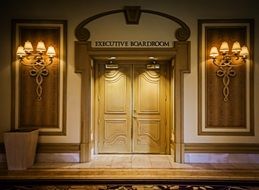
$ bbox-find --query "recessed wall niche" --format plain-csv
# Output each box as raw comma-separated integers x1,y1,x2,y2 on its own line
11,20,67,135
198,19,254,136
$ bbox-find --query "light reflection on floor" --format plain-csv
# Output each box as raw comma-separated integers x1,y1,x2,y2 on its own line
31,154,259,170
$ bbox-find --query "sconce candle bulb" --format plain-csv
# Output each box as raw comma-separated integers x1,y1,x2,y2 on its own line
240,46,249,58
16,46,26,57
36,41,46,52
209,46,219,58
16,40,55,100
231,41,241,54
46,45,56,57
219,41,229,53
209,41,249,102
24,41,33,52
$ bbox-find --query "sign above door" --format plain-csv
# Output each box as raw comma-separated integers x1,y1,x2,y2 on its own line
93,40,172,48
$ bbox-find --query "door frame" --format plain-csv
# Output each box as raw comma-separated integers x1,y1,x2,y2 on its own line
75,41,190,163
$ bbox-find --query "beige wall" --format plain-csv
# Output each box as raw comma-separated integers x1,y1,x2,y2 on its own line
0,0,258,145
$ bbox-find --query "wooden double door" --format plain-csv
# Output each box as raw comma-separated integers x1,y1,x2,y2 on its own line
96,62,169,154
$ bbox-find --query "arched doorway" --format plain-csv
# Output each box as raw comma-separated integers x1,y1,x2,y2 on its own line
74,6,190,163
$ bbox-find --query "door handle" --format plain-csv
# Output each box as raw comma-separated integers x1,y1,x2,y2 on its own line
133,109,137,119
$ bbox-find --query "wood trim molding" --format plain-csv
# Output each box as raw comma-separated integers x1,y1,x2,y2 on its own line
185,143,259,154
173,41,191,162
0,143,80,154
2,143,259,154
75,6,190,42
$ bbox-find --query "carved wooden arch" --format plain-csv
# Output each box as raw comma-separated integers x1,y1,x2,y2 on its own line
75,6,190,42
74,6,190,163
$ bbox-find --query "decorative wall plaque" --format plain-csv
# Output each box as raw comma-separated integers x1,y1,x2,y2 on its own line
198,19,254,135
12,20,67,135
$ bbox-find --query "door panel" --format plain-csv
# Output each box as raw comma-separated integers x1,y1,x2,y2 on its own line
134,119,161,153
98,64,132,153
138,71,160,113
97,63,167,154
133,65,166,153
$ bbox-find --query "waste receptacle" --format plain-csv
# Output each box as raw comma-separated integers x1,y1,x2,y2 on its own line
4,128,39,170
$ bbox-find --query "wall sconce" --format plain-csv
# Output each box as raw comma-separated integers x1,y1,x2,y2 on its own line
209,41,249,102
16,41,56,100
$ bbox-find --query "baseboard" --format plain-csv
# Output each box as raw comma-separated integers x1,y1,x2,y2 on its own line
37,143,80,153
0,143,80,153
185,143,259,153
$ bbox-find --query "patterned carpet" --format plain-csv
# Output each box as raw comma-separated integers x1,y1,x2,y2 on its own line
0,184,259,190
1,179,259,190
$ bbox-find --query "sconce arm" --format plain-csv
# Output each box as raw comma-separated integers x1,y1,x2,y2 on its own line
17,51,54,101
211,57,220,67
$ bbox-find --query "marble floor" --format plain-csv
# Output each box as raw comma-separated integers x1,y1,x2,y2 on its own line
33,154,179,169
0,154,259,186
